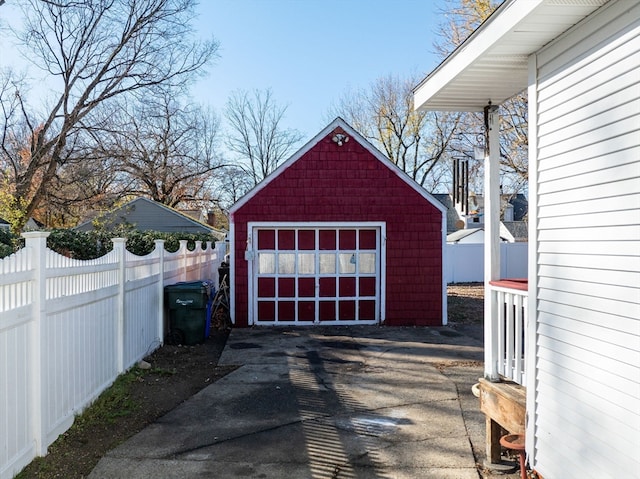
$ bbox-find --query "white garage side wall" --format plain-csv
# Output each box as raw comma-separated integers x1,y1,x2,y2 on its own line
530,2,640,477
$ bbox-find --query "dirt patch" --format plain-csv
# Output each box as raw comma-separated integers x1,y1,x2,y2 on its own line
447,282,484,324
17,330,235,479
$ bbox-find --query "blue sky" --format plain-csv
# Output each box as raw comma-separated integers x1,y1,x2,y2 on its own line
192,0,444,137
0,1,445,140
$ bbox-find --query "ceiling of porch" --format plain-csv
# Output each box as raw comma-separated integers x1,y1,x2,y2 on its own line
413,0,611,112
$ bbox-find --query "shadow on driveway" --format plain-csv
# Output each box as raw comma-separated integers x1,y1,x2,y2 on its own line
89,325,517,479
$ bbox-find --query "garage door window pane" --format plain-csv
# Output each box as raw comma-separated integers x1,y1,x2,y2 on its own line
359,300,376,320
278,230,295,250
258,301,275,321
359,230,377,249
298,253,315,274
319,230,335,250
319,277,336,297
339,277,356,297
278,301,296,321
298,301,315,321
258,230,275,249
298,278,315,297
319,301,336,321
339,300,356,320
339,230,356,250
359,253,376,274
319,254,335,274
278,277,295,297
258,277,275,297
278,253,295,274
359,277,376,296
259,253,275,274
298,230,315,250
339,253,356,274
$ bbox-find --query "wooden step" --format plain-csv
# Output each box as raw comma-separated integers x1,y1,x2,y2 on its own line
478,378,526,463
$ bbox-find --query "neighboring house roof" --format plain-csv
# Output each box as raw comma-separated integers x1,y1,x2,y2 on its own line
413,0,607,112
179,209,207,223
446,228,484,243
433,194,463,233
75,197,225,238
447,224,515,243
502,221,528,242
0,217,43,231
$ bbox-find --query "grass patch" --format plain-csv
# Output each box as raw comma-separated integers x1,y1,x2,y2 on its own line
15,332,231,479
77,368,142,427
14,366,145,479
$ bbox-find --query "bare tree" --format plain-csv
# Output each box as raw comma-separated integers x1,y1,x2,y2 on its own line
225,88,303,186
86,93,224,208
329,74,459,190
433,0,498,58
0,0,219,231
213,164,253,210
435,0,528,196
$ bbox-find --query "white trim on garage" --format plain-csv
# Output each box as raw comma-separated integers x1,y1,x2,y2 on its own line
246,221,386,326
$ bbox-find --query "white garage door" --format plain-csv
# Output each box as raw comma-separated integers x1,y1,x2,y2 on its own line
249,223,384,325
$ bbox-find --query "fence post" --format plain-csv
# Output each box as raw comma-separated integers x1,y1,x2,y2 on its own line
23,231,50,456
155,239,165,346
194,240,203,279
177,240,188,281
112,238,126,373
204,241,212,281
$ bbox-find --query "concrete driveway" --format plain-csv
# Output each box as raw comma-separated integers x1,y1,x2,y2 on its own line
89,326,518,478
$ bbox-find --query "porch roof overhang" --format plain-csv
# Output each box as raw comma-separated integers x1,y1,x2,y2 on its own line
413,0,610,112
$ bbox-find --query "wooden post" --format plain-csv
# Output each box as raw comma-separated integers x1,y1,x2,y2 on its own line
487,417,503,463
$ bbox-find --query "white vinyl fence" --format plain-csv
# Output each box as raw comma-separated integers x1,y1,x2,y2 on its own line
445,242,528,283
0,232,226,479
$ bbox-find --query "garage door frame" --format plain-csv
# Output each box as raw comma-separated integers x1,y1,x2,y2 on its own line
245,221,386,326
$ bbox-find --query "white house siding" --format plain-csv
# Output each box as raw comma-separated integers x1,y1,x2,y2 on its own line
531,2,640,477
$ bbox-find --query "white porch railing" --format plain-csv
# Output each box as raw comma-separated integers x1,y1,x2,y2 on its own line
0,232,226,479
486,279,528,385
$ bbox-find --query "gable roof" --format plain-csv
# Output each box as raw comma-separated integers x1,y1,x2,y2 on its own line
230,117,447,215
76,197,224,238
413,0,609,112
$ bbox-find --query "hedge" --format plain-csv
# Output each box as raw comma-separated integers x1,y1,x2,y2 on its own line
0,228,222,260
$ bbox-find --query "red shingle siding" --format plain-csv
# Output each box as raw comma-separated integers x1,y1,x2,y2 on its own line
232,130,442,327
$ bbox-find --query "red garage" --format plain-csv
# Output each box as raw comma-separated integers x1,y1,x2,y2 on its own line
229,118,447,327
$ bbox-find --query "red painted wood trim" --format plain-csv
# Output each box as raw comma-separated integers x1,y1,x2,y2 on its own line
489,279,528,291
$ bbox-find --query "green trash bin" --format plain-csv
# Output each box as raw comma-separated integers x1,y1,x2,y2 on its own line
165,281,212,345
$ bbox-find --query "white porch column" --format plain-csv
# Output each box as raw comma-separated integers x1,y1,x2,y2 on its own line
484,105,501,381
